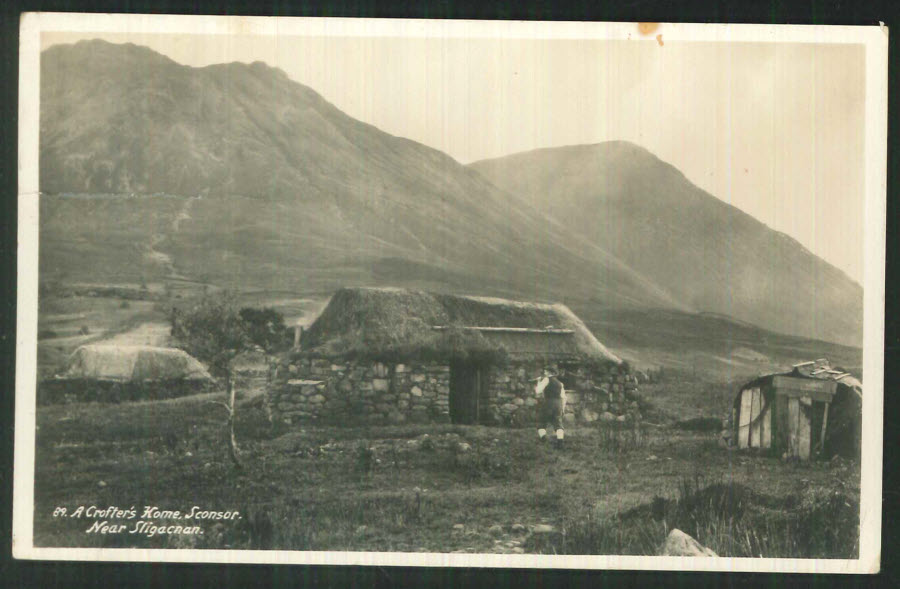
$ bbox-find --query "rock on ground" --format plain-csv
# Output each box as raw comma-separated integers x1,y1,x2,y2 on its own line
658,529,717,557
581,408,599,422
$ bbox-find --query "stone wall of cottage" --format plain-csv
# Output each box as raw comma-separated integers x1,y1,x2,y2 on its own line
268,357,451,425
267,356,640,426
485,361,641,425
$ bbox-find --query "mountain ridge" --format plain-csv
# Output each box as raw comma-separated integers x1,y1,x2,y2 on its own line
469,142,862,346
471,140,860,288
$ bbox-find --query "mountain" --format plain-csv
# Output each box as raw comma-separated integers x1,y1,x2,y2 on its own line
469,143,862,346
39,40,862,348
39,40,682,311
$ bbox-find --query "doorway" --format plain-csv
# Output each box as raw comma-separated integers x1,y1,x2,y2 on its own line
449,361,486,424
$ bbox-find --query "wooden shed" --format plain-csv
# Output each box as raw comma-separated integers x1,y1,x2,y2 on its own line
733,359,862,460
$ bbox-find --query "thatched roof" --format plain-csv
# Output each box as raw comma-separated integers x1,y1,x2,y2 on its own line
300,287,621,364
60,345,212,382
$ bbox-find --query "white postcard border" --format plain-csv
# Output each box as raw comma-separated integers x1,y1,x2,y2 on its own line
13,13,888,574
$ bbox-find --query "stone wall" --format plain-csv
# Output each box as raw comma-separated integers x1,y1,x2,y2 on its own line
268,357,451,425
485,361,641,425
269,355,641,427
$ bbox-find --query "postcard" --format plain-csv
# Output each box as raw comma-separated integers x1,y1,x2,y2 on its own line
14,13,887,573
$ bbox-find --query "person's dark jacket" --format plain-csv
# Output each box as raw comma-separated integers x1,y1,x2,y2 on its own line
543,376,564,399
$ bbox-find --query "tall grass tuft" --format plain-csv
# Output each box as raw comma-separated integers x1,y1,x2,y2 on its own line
556,476,859,557
597,421,646,453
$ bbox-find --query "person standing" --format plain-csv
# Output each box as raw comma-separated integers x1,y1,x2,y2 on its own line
536,368,566,448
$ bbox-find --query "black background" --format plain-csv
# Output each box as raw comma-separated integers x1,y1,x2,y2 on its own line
0,1,897,588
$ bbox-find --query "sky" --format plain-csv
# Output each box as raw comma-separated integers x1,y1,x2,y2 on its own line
41,31,866,284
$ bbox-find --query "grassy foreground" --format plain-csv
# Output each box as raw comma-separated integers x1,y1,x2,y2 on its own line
33,392,859,557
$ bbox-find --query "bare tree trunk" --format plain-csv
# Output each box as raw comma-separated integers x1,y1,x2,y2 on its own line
225,371,242,469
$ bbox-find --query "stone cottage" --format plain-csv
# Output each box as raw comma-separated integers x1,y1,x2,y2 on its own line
268,287,639,426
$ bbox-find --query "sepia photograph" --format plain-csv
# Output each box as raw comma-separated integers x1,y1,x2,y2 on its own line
13,14,887,572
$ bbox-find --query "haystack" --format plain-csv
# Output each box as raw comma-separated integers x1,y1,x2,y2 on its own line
38,344,214,405
61,344,212,382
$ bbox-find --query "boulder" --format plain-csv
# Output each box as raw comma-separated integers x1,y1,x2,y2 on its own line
581,408,599,423
600,411,616,422
658,529,717,557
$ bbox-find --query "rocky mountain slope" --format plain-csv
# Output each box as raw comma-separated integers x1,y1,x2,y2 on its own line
470,143,862,346
41,40,682,310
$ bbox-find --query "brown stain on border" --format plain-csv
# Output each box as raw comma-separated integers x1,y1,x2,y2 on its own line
638,22,659,35
656,34,664,47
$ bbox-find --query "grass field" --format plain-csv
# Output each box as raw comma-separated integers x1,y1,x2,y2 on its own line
33,389,860,557
31,285,863,557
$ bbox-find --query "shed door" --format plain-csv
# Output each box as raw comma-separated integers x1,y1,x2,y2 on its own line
738,387,772,449
738,389,754,449
449,361,484,425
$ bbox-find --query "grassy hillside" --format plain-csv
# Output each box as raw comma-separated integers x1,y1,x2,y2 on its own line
470,142,863,347
39,41,681,312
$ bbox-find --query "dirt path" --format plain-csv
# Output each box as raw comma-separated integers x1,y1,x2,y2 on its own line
144,195,203,279
99,322,171,347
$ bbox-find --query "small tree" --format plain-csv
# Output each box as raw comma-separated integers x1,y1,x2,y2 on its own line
239,307,288,352
171,292,250,468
